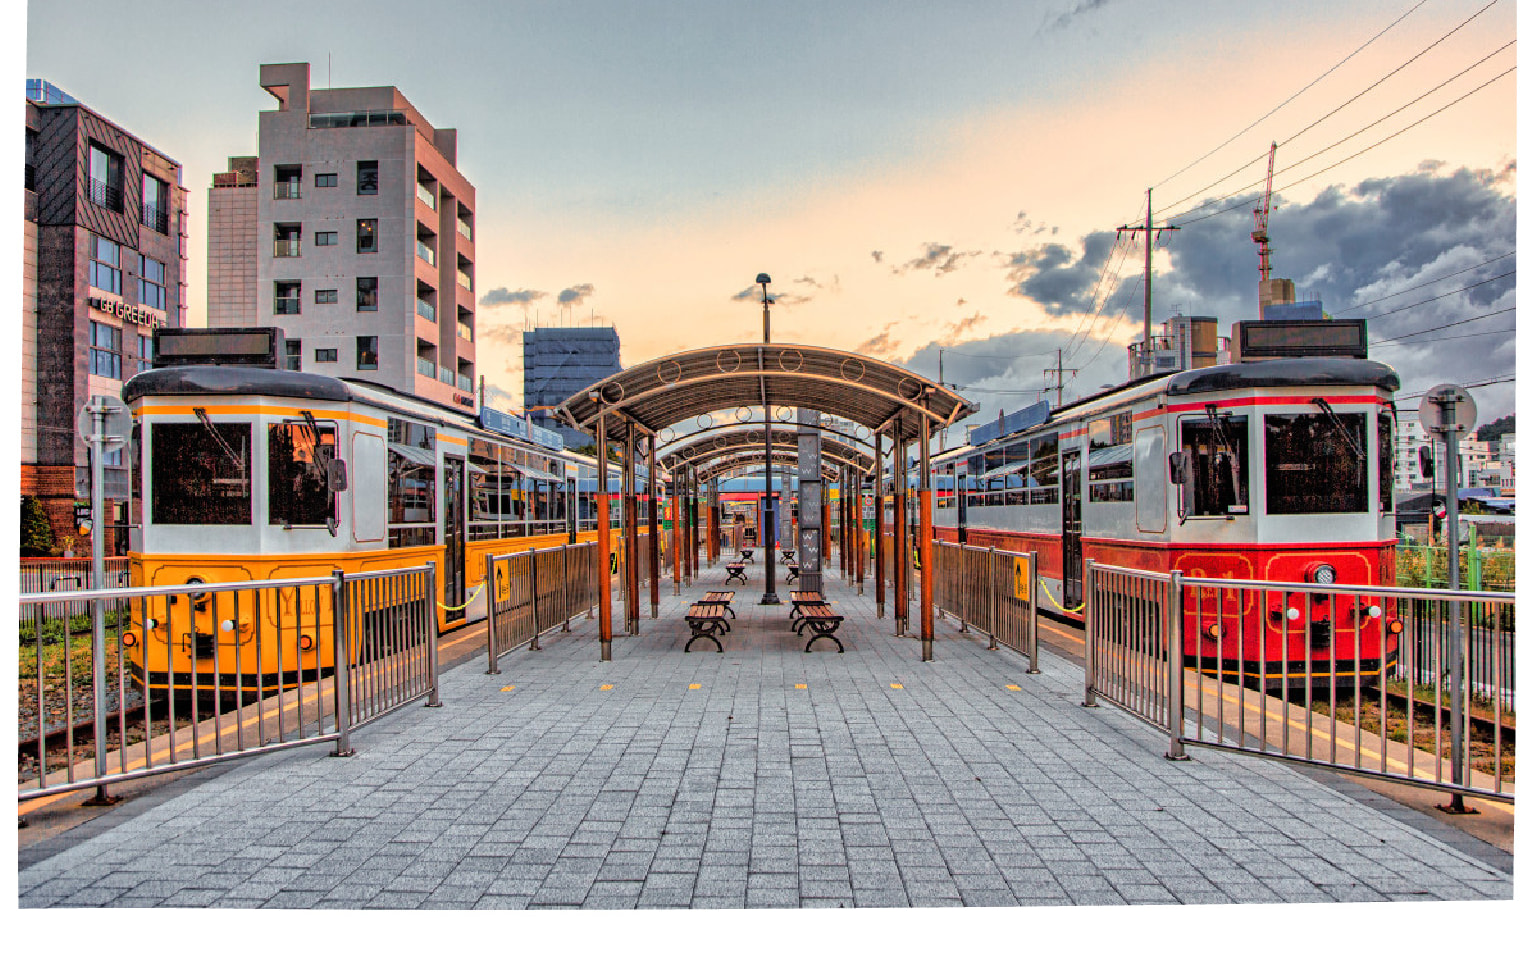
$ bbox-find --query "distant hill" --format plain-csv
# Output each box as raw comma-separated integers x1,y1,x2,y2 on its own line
1476,414,1515,445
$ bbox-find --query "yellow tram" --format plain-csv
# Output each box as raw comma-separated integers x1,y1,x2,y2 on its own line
120,364,625,692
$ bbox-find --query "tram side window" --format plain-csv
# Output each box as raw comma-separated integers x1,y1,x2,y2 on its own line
1030,432,1059,505
1179,417,1248,517
151,422,252,525
1266,412,1365,514
468,438,504,541
268,421,337,526
1088,414,1134,503
1378,413,1394,513
387,418,436,547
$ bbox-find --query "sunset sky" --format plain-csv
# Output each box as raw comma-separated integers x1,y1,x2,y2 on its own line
18,0,1520,426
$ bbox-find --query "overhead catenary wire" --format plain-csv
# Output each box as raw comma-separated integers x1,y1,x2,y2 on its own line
1370,324,1514,347
1344,250,1514,310
1370,305,1515,343
1363,269,1514,319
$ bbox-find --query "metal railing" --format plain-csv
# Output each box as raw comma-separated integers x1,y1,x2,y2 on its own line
141,202,169,233
87,177,122,210
416,240,436,266
416,298,437,322
1083,562,1515,802
416,357,437,378
273,239,301,257
486,542,599,667
416,181,436,209
273,181,301,200
19,565,439,802
928,542,1039,670
19,558,129,629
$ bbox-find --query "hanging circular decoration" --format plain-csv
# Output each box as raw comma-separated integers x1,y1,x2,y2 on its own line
600,381,626,404
659,426,676,445
716,349,742,374
735,406,754,423
658,359,683,385
778,349,804,373
840,358,866,383
776,406,794,422
897,378,924,401
855,424,871,439
695,413,713,430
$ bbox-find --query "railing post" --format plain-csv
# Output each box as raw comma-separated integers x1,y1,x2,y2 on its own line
330,569,355,757
486,555,501,673
1082,559,1097,707
1165,571,1188,760
530,549,543,650
562,544,573,632
984,547,997,650
1027,550,1040,673
425,561,442,707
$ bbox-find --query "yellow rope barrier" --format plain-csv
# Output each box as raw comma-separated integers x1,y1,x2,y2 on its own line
1036,576,1086,615
438,580,487,613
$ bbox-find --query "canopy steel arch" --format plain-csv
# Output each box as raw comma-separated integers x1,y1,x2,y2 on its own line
660,426,872,475
656,418,875,455
694,449,838,485
557,343,975,443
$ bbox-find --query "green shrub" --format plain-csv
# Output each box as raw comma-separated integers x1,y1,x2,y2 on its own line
20,495,53,557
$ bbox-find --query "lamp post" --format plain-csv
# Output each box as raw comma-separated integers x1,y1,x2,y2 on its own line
758,273,781,605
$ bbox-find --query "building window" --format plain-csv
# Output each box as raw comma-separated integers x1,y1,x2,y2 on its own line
139,255,166,311
284,340,301,371
137,333,154,374
315,348,338,363
315,231,338,246
315,288,338,304
357,218,378,253
88,142,123,211
141,174,169,232
88,234,122,294
90,322,123,379
357,277,378,311
356,160,378,195
274,223,302,257
315,172,338,188
357,336,379,370
274,164,301,199
275,280,301,315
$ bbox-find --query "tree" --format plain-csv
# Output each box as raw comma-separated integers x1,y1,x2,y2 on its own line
20,495,54,557
1476,414,1515,445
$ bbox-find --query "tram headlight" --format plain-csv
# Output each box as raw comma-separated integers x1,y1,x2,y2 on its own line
1307,563,1337,585
185,576,210,611
1367,605,1382,619
143,618,158,631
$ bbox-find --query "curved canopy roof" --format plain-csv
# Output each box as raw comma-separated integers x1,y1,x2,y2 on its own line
661,426,872,475
694,450,838,485
558,343,976,443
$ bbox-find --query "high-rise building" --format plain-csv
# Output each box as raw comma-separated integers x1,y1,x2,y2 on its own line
523,325,622,447
208,63,478,410
23,79,188,551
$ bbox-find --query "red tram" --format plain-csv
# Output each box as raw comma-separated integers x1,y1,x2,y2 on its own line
930,357,1402,685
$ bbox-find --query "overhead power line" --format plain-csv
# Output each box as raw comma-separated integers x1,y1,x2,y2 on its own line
1150,0,1432,192
1364,270,1514,320
1370,305,1515,343
1370,324,1514,347
1345,250,1514,310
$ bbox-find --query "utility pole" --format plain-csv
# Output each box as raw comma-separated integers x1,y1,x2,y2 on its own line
1042,349,1079,409
1117,188,1179,378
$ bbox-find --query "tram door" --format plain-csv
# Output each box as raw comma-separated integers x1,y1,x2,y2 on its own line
443,456,467,623
1061,447,1083,607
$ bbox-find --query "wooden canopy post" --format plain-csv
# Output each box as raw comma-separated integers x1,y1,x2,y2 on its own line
920,412,934,661
596,410,612,661
874,431,885,618
647,435,659,619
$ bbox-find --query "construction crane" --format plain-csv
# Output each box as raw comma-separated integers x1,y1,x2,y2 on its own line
1251,141,1278,282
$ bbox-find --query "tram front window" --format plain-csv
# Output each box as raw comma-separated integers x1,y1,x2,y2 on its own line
1179,416,1248,517
151,422,252,524
1265,412,1366,514
269,421,337,527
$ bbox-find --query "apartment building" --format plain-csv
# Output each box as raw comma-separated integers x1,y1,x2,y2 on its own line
23,79,188,549
209,63,477,409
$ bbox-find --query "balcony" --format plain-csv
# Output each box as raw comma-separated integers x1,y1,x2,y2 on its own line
457,373,474,393
273,181,301,200
415,241,436,267
438,367,455,386
457,319,473,342
456,269,473,291
275,297,301,315
416,357,437,378
141,202,169,233
87,177,122,211
456,218,473,241
274,239,301,258
416,181,436,210
415,299,437,322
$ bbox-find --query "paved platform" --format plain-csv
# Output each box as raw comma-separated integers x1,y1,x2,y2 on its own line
18,566,1513,909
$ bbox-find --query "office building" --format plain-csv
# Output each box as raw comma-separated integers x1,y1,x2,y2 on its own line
208,63,478,409
23,79,188,550
523,324,622,447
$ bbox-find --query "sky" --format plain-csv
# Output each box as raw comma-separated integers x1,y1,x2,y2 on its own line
18,0,1519,432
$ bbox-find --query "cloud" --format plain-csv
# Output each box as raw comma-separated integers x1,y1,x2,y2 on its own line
794,276,822,289
557,283,595,305
731,285,763,302
1041,0,1116,34
946,311,987,340
1012,211,1033,233
481,381,518,411
479,287,546,307
870,251,883,264
477,322,523,345
1003,229,1131,317
893,242,982,276
854,322,900,358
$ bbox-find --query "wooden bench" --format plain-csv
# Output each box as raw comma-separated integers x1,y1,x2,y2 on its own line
785,563,800,583
793,603,845,653
724,563,748,585
738,549,755,563
780,549,795,563
702,591,736,617
788,591,824,624
684,602,731,652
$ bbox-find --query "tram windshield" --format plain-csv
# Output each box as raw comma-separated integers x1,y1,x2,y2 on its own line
1179,416,1248,517
1265,412,1367,514
151,421,252,524
269,421,337,527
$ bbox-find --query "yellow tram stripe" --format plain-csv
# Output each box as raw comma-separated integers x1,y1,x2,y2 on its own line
135,404,389,427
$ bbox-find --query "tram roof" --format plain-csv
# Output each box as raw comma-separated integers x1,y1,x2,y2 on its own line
557,343,976,443
1163,357,1399,395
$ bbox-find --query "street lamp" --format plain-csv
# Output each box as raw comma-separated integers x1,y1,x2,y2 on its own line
757,272,780,605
